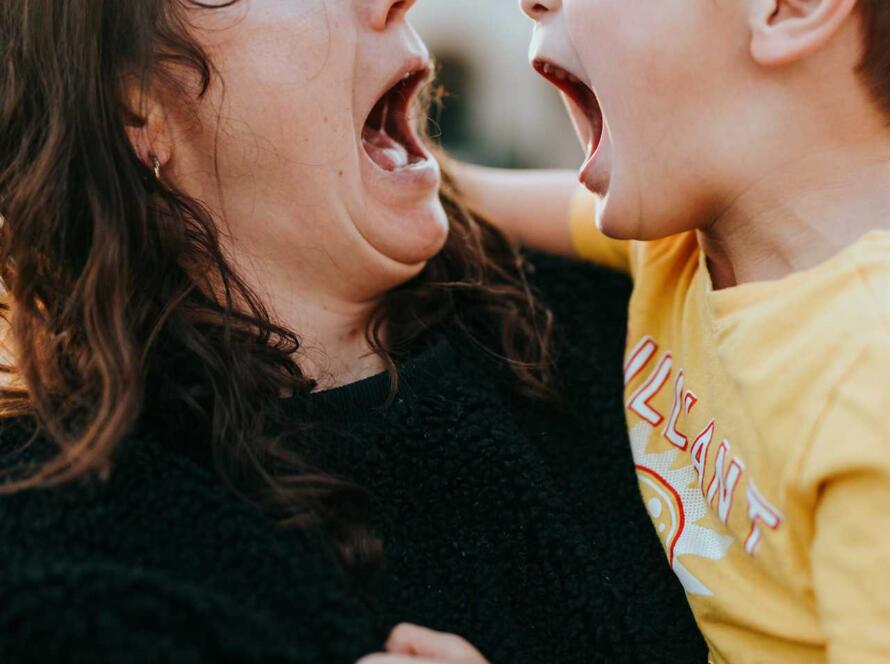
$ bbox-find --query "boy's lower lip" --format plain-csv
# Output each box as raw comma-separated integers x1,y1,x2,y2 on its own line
580,151,596,185
579,133,600,185
579,131,611,195
580,150,598,189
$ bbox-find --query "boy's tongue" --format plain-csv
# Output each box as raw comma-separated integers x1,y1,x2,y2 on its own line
362,127,410,171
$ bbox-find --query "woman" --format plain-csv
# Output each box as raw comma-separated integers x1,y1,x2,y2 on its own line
0,1,705,662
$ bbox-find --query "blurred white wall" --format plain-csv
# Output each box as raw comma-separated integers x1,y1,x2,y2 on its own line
411,0,581,169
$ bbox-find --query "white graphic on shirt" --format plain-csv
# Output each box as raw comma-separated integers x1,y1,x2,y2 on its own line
631,422,734,596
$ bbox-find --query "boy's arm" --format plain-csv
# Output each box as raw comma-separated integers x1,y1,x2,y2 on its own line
449,163,578,256
802,342,890,663
449,164,631,273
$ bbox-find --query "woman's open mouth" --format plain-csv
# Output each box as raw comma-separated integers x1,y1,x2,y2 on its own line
533,60,604,178
362,68,430,173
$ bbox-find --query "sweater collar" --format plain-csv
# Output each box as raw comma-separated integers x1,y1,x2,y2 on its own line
287,336,458,423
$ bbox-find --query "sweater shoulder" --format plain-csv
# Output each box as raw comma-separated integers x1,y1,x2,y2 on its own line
528,252,630,352
0,417,378,662
0,416,343,585
0,417,246,550
527,251,632,312
526,252,631,397
0,558,308,662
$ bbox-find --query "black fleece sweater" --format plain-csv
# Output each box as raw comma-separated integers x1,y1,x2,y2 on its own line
0,256,706,663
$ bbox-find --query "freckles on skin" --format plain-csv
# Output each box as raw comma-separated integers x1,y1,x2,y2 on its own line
192,0,362,205
174,0,447,287
167,0,373,286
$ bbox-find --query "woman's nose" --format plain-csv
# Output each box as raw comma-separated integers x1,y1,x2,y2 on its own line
370,0,417,31
520,0,561,22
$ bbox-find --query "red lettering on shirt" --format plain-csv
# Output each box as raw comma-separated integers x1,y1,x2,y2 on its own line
684,390,698,414
663,371,689,450
745,481,783,555
706,441,745,524
628,353,673,426
625,335,786,559
690,421,716,493
624,336,657,386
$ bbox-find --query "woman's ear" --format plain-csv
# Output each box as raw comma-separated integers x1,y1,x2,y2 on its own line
121,77,173,173
748,0,859,67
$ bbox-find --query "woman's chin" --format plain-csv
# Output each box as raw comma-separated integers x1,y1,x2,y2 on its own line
358,197,450,268
355,148,451,263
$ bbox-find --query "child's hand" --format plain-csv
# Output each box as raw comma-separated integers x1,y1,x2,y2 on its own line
356,623,490,664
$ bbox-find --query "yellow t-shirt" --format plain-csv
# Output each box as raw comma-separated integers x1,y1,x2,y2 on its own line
571,189,890,664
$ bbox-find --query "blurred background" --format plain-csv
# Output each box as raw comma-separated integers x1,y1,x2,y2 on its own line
411,1,581,170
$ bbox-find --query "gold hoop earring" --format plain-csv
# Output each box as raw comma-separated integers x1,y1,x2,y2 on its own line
151,155,162,181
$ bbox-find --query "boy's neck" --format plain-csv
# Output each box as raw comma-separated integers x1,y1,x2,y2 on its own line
698,139,890,290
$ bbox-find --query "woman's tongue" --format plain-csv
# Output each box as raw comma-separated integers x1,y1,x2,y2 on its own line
363,126,410,171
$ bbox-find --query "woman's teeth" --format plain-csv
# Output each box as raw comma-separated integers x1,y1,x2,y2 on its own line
363,127,410,171
361,83,423,173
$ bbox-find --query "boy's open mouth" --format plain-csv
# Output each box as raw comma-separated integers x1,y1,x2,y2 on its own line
362,68,430,172
533,60,604,166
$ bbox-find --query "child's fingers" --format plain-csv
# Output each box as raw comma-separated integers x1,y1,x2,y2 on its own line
385,623,485,660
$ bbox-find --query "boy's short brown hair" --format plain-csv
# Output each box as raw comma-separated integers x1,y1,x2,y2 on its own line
858,0,890,115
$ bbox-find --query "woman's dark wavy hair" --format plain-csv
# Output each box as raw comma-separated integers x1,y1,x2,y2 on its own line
0,0,553,575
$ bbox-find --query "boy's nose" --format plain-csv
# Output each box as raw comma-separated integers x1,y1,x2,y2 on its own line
520,0,561,21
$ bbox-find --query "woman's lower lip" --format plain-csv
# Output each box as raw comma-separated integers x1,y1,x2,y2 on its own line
361,149,441,196
381,157,439,185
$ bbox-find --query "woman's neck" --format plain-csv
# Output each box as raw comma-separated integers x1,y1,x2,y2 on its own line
233,257,388,391
284,296,386,391
699,141,890,290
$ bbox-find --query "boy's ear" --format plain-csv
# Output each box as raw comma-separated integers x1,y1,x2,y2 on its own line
747,0,858,67
121,77,173,172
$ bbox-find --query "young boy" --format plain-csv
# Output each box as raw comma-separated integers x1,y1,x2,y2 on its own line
362,0,890,663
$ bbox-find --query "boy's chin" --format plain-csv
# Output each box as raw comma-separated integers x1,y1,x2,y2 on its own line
596,170,699,242
597,211,639,241
600,200,700,242
594,185,643,241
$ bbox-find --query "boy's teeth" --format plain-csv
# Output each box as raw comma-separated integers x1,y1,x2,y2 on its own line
539,62,581,84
